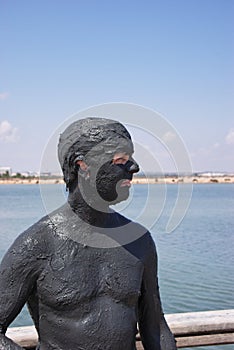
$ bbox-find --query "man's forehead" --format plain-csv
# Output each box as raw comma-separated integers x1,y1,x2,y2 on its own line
84,137,134,159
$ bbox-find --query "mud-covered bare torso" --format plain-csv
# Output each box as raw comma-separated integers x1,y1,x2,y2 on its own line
33,223,144,350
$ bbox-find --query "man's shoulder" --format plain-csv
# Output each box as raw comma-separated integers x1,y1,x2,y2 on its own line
11,204,69,252
0,214,55,268
115,210,149,231
10,214,53,253
1,204,74,267
22,203,70,234
113,210,131,225
113,210,155,246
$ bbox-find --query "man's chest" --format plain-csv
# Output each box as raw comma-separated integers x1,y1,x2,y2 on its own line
37,244,144,309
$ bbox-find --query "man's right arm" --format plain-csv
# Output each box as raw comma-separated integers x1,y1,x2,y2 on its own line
0,224,48,349
138,233,177,350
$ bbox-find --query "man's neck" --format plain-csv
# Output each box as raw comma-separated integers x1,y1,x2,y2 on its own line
67,187,111,227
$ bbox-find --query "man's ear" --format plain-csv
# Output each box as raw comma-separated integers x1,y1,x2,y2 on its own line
76,160,88,171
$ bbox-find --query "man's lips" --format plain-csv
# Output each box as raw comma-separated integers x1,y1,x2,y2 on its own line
120,179,131,187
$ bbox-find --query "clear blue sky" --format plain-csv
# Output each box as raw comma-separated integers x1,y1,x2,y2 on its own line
0,0,233,173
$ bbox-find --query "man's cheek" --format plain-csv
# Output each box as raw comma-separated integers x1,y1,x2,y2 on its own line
97,165,123,183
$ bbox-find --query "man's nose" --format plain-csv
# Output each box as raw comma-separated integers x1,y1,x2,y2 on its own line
126,159,140,174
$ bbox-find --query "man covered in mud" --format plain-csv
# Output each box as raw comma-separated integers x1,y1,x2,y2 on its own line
0,118,176,350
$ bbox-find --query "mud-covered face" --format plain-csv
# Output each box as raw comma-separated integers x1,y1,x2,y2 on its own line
78,151,139,206
96,153,139,204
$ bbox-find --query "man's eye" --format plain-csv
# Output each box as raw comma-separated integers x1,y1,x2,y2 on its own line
112,153,130,165
113,158,128,164
113,158,121,164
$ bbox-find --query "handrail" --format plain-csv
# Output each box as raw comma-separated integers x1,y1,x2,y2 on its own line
6,309,234,349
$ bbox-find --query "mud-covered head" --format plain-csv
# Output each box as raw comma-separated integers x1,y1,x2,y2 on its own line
58,117,136,192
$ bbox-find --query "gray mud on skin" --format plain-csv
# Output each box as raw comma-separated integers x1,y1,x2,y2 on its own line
0,118,176,350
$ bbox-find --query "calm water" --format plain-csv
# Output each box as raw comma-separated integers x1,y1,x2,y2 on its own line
0,184,233,350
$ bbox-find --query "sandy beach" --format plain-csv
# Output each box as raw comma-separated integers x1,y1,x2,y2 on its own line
0,176,234,185
132,175,234,184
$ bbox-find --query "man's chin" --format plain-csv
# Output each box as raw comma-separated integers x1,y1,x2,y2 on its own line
108,187,130,205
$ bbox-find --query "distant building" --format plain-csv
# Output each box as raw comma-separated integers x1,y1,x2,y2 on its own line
20,172,30,177
30,171,40,177
0,167,12,176
198,172,227,177
40,172,52,177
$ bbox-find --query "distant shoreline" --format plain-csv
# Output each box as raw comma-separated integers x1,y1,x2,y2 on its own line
0,176,234,185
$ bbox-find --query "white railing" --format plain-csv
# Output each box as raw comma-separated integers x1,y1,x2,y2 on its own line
6,309,234,349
